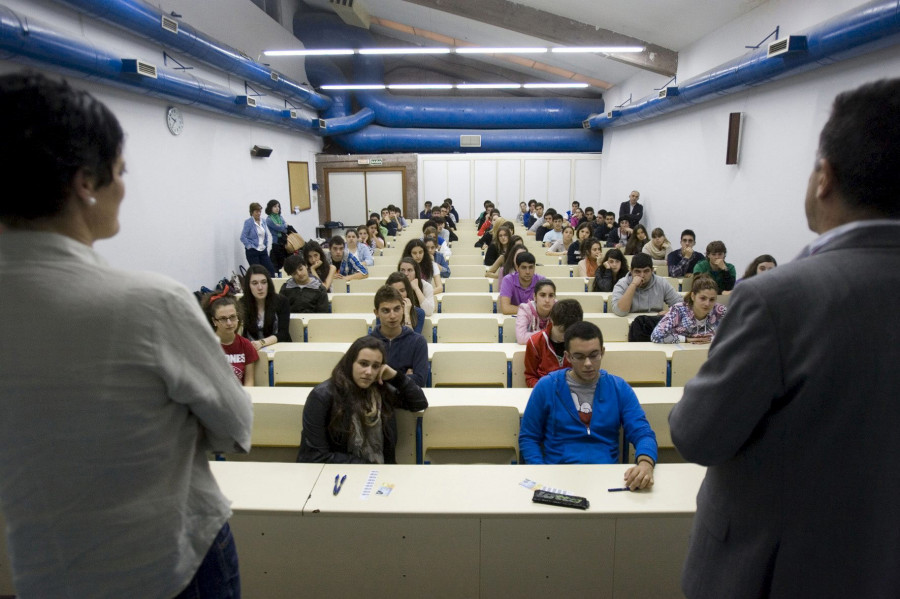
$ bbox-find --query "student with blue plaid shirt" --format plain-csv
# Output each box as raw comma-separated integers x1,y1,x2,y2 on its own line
329,235,368,281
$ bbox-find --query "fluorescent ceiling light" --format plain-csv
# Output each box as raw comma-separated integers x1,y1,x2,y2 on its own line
321,84,386,90
523,82,590,88
456,83,522,89
387,84,454,90
264,49,355,56
359,47,451,55
455,47,548,54
551,46,645,53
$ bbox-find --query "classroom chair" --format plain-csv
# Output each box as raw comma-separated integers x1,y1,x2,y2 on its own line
364,264,396,278
224,389,305,462
435,317,501,343
440,293,494,313
306,318,369,342
538,264,573,278
510,350,527,388
273,350,344,386
502,318,518,343
348,278,388,293
449,244,483,256
601,350,668,386
288,315,305,344
583,315,629,342
431,350,507,387
662,277,681,292
550,277,588,293
654,265,668,277
421,405,520,464
716,293,732,306
556,292,606,313
450,256,488,268
670,348,710,387
331,293,376,313
443,277,491,293
329,281,349,294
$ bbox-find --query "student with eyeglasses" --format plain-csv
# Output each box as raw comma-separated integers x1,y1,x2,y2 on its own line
519,321,657,490
204,293,259,386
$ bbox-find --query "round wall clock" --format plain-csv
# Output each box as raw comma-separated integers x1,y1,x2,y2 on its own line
166,106,184,136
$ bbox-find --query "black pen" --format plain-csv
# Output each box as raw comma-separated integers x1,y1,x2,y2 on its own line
333,474,347,496
608,487,633,492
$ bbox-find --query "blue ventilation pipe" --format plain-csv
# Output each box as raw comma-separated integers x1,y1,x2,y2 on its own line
585,0,900,129
293,13,604,130
0,5,320,133
48,0,332,111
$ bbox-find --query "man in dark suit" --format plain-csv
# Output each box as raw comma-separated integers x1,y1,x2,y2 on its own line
669,78,900,598
618,190,643,227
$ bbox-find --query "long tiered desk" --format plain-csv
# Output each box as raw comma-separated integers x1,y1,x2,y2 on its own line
211,461,704,599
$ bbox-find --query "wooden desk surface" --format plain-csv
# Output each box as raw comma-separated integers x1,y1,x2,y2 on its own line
305,463,705,517
209,461,323,514
266,342,527,360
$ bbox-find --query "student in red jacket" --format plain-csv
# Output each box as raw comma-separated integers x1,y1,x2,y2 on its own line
524,299,583,388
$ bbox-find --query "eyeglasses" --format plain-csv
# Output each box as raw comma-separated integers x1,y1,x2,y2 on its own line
214,315,239,324
568,351,602,363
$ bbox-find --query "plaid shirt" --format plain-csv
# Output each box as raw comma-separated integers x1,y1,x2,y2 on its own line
339,251,368,277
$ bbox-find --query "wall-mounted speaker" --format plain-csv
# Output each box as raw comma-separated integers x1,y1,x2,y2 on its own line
251,145,273,158
726,112,742,165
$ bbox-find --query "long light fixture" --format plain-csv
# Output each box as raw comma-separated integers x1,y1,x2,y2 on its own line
319,82,594,90
265,45,646,57
523,82,590,88
321,84,386,90
387,83,454,90
552,46,645,53
456,83,523,89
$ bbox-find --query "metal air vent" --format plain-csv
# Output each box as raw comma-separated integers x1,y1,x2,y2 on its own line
270,71,280,81
281,109,298,119
236,95,257,107
658,87,679,99
460,135,481,148
329,0,371,28
121,59,157,78
767,36,808,58
318,118,327,128
606,110,621,119
160,15,178,34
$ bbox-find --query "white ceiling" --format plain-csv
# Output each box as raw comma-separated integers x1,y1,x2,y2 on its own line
286,0,768,93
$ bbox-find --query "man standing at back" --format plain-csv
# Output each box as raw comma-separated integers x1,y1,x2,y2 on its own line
670,78,900,598
619,190,643,227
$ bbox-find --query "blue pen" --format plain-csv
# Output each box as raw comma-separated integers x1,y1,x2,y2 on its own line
333,474,347,496
608,487,633,492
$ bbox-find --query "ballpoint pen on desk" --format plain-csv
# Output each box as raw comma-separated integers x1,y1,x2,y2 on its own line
608,487,634,492
333,474,347,496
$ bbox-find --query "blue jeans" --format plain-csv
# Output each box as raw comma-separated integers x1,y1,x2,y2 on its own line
245,247,276,277
173,522,241,599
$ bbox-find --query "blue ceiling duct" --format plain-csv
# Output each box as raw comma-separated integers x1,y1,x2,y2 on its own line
293,12,604,130
47,0,332,111
334,125,604,153
0,4,320,133
585,0,900,129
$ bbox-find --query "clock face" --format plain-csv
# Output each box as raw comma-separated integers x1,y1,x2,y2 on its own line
166,107,184,136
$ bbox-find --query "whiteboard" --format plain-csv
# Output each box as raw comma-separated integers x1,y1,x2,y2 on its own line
327,171,366,225
366,170,403,217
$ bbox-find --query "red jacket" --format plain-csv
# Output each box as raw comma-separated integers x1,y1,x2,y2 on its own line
524,323,571,388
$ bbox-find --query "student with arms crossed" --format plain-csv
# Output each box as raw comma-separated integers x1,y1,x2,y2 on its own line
651,274,727,344
297,335,428,463
524,299,583,388
692,240,736,293
370,285,429,387
519,321,657,490
279,254,329,314
610,253,682,316
498,251,546,315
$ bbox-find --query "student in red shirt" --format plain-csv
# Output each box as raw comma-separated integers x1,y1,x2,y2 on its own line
204,293,258,386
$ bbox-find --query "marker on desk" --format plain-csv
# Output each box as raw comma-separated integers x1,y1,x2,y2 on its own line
333,474,347,496
607,487,634,492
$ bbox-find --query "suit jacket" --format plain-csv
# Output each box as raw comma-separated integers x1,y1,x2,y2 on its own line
618,200,643,226
669,221,900,598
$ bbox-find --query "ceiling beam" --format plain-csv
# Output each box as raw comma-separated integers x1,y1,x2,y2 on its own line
400,0,677,76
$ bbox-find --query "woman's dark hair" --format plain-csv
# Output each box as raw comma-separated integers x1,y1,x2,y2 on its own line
201,293,243,332
501,243,528,277
591,248,628,292
0,72,124,225
397,256,424,283
403,238,434,280
386,271,420,330
743,254,778,279
367,219,386,244
534,279,556,296
580,237,602,261
624,224,649,255
264,200,280,215
491,224,514,256
240,265,278,338
303,240,330,283
574,222,592,240
685,274,719,306
327,336,398,447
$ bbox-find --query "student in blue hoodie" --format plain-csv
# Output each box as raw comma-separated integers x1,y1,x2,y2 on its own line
370,285,428,387
519,321,657,490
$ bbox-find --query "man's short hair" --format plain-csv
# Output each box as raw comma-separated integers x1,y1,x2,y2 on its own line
283,254,306,275
563,320,603,352
584,207,595,215
445,198,453,205
535,202,544,209
515,252,536,267
572,201,580,207
681,229,696,241
630,253,653,270
550,299,584,330
552,214,564,222
706,240,727,255
528,199,537,207
424,201,432,207
544,208,557,217
597,209,607,218
374,285,403,310
422,219,438,232
818,78,900,217
431,215,446,226
619,216,631,224
329,235,345,248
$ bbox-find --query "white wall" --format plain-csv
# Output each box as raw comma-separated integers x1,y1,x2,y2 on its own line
418,153,602,222
599,0,900,275
1,0,323,289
